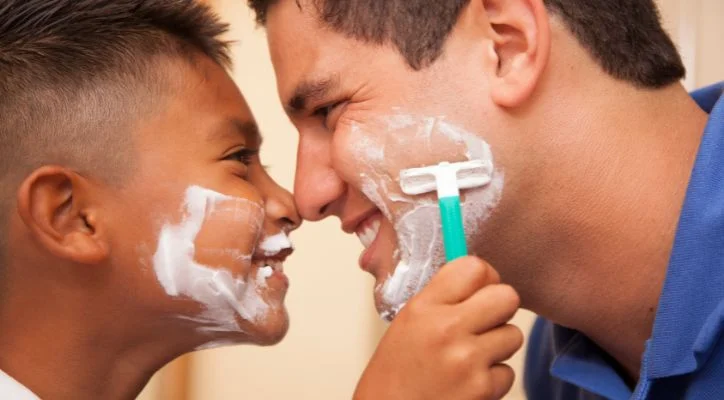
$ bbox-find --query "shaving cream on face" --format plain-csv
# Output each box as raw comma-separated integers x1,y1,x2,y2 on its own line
258,232,294,256
152,186,269,334
349,114,503,320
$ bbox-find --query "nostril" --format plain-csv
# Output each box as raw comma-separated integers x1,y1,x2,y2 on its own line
319,204,329,217
280,217,296,229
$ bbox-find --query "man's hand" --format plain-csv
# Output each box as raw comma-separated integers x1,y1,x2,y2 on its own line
354,257,523,400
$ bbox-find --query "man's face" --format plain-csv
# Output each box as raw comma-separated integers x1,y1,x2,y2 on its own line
104,57,300,347
266,1,512,318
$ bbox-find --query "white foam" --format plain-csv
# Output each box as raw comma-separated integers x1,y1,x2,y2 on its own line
352,114,503,319
258,232,293,256
152,186,268,333
257,266,274,287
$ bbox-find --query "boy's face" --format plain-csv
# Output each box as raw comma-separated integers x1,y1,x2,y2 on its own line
103,57,299,347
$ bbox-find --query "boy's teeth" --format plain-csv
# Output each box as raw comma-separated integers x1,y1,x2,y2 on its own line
260,262,283,274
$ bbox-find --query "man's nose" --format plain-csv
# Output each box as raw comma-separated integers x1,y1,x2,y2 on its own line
294,135,345,221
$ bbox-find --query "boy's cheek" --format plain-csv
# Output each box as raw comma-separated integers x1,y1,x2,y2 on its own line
192,197,264,270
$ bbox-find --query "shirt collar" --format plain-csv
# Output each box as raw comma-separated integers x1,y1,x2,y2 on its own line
646,81,724,379
550,327,633,399
0,369,40,400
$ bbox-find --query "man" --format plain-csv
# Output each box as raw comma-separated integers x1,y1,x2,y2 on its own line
248,0,724,398
0,1,521,399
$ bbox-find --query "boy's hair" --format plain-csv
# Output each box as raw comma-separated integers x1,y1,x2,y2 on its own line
0,0,230,261
248,0,685,88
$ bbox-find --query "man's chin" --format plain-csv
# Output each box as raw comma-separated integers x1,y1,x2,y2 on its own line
373,285,405,322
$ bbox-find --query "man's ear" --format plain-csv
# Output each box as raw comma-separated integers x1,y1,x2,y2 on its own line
467,0,551,108
16,166,109,265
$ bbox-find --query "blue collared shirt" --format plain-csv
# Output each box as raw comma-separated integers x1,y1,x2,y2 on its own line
524,82,724,400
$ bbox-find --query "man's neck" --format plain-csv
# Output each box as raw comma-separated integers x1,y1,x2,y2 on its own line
521,81,710,381
0,283,194,400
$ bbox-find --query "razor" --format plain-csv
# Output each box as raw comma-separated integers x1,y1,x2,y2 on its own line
399,160,492,261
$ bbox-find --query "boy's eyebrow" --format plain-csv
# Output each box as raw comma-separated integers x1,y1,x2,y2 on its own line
208,119,262,145
285,75,340,116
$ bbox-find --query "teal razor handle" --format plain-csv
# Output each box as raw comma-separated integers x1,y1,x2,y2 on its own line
399,161,490,263
439,196,468,262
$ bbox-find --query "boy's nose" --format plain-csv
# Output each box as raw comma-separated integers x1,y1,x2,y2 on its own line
265,185,301,233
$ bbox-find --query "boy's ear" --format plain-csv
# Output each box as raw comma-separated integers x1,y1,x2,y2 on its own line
16,166,110,265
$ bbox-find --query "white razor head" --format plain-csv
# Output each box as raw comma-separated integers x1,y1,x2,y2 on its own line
399,160,493,196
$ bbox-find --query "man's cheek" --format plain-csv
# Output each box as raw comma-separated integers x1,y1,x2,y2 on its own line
332,126,378,180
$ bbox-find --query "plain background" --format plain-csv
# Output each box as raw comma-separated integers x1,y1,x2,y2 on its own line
138,1,723,399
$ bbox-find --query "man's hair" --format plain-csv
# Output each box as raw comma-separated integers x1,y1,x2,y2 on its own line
0,0,230,259
248,0,685,88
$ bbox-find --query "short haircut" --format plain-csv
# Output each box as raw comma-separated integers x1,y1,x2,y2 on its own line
0,0,230,258
248,0,685,88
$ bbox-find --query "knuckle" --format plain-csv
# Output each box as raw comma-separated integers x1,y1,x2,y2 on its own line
465,257,490,286
473,374,496,400
481,385,496,400
445,344,476,373
497,284,521,310
432,312,463,345
501,365,516,391
402,297,428,320
509,325,525,349
477,365,515,400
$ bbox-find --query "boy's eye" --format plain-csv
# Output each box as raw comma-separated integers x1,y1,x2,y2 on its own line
223,148,258,166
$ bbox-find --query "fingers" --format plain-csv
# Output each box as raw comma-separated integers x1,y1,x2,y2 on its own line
420,256,501,304
477,324,525,364
487,364,516,400
462,284,520,333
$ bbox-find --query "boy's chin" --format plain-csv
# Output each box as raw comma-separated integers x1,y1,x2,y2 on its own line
247,309,290,346
253,313,289,346
190,307,290,350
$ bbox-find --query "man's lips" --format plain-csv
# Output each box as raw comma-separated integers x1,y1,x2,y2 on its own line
342,208,380,234
356,214,382,249
355,212,384,272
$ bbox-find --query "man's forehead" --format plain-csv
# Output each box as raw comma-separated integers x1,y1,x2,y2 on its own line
266,0,319,37
266,0,339,113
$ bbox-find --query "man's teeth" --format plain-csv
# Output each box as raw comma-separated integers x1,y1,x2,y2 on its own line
356,219,381,249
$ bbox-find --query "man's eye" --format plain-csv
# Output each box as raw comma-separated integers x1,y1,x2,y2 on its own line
314,102,343,129
224,148,258,165
314,104,336,118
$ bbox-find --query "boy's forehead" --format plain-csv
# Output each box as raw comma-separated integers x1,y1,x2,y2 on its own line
206,119,262,146
138,56,258,147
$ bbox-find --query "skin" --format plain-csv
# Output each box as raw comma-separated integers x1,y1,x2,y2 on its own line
263,0,710,395
0,55,300,400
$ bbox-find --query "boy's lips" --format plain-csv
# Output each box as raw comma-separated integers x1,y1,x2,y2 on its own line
252,234,294,287
252,259,289,288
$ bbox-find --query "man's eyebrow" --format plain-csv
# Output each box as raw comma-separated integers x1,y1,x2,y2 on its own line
285,75,340,116
208,119,263,145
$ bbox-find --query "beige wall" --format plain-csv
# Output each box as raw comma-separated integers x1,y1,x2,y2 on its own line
658,0,724,88
139,1,721,399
